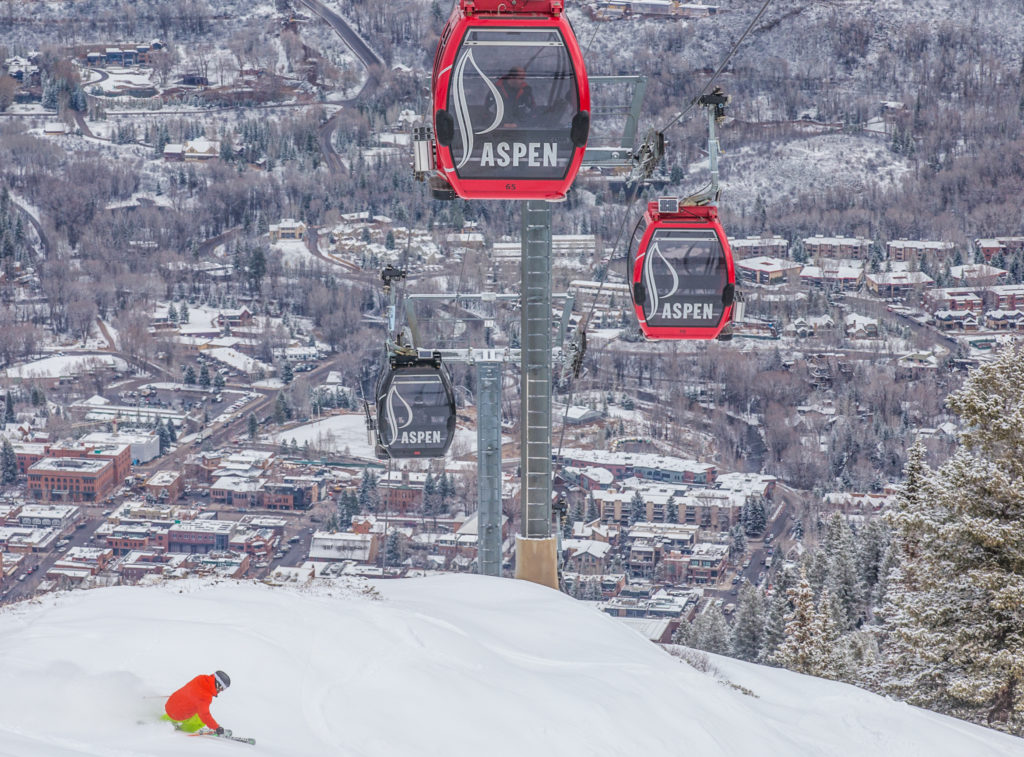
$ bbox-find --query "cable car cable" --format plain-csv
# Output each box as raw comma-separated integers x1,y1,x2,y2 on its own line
657,0,777,135
553,0,776,464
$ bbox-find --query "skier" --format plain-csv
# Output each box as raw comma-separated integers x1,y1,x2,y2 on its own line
162,670,231,734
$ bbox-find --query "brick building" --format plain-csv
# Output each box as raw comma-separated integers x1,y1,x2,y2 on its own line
145,470,183,502
27,458,117,503
104,524,169,556
687,542,729,584
166,521,235,554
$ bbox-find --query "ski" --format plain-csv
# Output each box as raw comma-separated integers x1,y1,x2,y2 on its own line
190,730,256,746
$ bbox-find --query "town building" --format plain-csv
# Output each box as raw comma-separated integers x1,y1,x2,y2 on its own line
976,236,1024,262
103,523,168,556
145,471,182,501
948,263,1008,287
886,239,955,262
925,288,984,313
308,530,379,564
728,235,789,258
803,234,872,259
16,504,80,532
27,457,117,503
10,442,47,476
165,520,235,554
687,542,729,584
269,219,307,243
378,469,426,514
0,526,59,553
555,449,717,486
865,270,935,298
799,260,864,290
735,256,802,285
82,431,160,465
987,284,1024,311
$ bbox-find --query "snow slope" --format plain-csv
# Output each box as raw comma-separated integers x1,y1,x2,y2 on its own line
0,575,1021,757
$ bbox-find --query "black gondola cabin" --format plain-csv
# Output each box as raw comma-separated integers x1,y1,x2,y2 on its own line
375,352,458,459
430,0,590,200
627,199,736,340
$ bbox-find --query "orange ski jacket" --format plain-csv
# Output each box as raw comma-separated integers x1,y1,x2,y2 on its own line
165,674,221,730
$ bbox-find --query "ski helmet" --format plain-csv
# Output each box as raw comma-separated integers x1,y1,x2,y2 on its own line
214,671,231,690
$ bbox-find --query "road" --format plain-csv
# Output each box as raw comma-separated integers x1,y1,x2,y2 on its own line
296,0,383,173
704,484,800,603
296,0,385,72
10,199,51,257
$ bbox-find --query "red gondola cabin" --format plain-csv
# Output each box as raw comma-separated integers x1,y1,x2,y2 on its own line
429,0,590,201
627,199,736,340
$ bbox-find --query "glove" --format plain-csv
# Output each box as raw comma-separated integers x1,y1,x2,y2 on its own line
215,727,224,735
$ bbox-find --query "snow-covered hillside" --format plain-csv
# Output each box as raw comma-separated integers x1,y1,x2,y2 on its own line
1,576,1021,756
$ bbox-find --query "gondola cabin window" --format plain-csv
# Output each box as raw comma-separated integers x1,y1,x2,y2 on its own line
446,29,578,180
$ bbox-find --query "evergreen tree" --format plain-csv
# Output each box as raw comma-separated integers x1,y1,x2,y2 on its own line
585,493,599,523
422,472,437,517
440,472,454,510
4,390,14,424
881,347,1024,732
823,512,864,630
156,423,170,454
199,364,211,388
358,470,379,513
683,604,731,655
773,570,827,675
338,490,360,526
804,549,829,598
214,372,226,391
183,364,197,385
729,524,747,559
568,500,583,536
282,362,294,384
731,583,767,662
628,490,645,526
816,588,853,681
165,418,176,444
743,497,767,536
666,495,678,524
1,438,18,484
857,518,890,608
274,393,289,425
179,301,189,323
384,529,402,567
167,303,178,323
248,412,258,439
760,586,790,663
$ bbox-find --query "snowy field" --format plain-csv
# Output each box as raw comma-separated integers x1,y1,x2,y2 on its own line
270,413,493,461
4,354,128,379
271,239,319,268
0,575,1021,757
270,412,376,458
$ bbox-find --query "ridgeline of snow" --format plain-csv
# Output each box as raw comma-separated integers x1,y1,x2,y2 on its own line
1,575,1022,756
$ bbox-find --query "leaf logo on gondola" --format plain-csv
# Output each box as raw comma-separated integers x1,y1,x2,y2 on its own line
451,50,504,169
644,241,678,319
385,385,413,445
